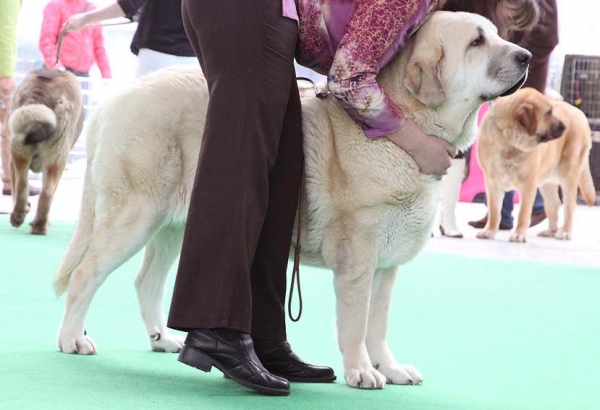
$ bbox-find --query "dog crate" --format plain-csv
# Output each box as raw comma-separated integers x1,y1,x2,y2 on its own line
561,54,600,194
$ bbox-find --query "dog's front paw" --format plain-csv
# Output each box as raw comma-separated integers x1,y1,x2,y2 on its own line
30,220,48,235
509,232,527,243
345,365,387,389
58,333,97,355
538,229,558,238
554,229,572,241
150,332,185,353
376,362,423,385
10,211,27,228
476,230,496,240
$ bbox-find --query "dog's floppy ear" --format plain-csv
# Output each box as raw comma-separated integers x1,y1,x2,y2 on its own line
515,102,537,135
404,42,445,107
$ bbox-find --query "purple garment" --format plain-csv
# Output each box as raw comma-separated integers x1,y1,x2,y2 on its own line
296,0,437,138
282,0,299,20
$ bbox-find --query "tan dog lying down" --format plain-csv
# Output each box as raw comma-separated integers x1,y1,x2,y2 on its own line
476,87,595,243
54,11,530,389
8,68,83,234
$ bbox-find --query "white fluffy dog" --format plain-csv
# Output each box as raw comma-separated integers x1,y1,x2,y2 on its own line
54,12,530,389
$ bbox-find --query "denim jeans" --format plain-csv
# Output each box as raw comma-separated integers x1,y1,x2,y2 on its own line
494,190,545,225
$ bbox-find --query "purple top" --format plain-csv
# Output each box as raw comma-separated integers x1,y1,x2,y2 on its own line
283,0,299,20
288,0,437,138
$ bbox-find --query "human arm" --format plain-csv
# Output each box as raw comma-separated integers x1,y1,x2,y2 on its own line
328,0,453,174
0,0,20,78
92,26,111,78
39,2,62,69
327,0,433,139
62,0,145,33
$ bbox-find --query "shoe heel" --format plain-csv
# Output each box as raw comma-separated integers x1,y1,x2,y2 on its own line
178,346,213,373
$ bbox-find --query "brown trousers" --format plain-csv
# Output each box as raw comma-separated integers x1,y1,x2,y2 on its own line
167,0,303,341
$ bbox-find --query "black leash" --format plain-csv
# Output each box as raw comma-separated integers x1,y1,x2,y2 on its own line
286,77,329,323
55,19,132,68
287,165,304,322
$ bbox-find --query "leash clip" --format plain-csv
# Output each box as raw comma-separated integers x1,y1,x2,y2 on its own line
296,77,330,99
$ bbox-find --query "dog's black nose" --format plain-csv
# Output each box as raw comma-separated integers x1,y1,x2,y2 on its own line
515,50,532,67
553,121,566,138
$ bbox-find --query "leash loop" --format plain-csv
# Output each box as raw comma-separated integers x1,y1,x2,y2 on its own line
286,76,326,323
287,166,305,322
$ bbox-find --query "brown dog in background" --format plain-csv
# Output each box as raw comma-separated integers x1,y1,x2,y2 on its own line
8,68,83,234
476,87,595,243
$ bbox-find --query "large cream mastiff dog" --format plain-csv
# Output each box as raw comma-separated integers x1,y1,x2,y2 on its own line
54,12,530,389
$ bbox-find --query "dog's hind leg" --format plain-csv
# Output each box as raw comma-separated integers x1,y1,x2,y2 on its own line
538,182,561,238
9,154,31,228
135,223,185,353
30,159,66,235
366,267,423,385
332,236,386,389
57,205,161,354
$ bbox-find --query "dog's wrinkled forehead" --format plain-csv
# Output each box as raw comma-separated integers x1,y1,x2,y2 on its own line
525,94,553,113
420,11,498,45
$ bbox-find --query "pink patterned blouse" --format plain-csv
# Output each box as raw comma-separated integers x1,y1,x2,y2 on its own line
284,0,438,138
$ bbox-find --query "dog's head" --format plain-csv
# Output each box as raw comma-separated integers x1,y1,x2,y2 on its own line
405,11,531,107
508,87,566,150
386,11,532,150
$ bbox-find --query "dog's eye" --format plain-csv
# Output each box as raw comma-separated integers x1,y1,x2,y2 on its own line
470,35,484,47
546,110,552,116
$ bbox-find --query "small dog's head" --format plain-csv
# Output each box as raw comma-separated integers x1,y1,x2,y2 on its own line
511,87,566,150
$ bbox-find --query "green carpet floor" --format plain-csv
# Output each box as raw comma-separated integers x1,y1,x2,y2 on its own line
0,215,599,410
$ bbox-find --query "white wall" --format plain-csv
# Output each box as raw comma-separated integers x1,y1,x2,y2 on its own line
548,0,600,90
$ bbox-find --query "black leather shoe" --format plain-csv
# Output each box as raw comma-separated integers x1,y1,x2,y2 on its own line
178,329,290,396
254,339,336,383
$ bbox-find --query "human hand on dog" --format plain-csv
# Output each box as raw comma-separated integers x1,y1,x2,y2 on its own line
385,118,455,177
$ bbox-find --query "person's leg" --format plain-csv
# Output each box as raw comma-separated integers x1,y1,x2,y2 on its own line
501,190,515,227
167,0,303,395
0,77,12,193
168,0,298,335
248,79,336,383
532,190,544,213
249,78,303,341
468,190,514,230
439,156,466,238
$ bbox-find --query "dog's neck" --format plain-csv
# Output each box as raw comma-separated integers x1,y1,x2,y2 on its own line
377,44,481,152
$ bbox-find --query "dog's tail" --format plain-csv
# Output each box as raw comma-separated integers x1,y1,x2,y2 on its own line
579,155,596,206
53,165,96,296
9,104,57,145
